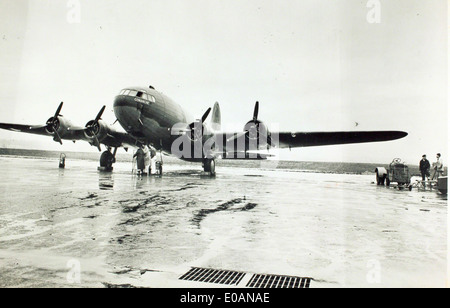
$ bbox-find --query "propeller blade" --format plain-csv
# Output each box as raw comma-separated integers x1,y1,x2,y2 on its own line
201,107,212,123
53,129,63,145
54,102,63,119
95,106,106,123
267,134,273,147
253,101,259,121
93,135,101,152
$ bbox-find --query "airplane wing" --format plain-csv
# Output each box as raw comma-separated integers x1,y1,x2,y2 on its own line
276,131,408,148
95,130,140,149
0,103,140,151
212,130,407,159
210,102,408,157
0,123,50,136
0,121,139,150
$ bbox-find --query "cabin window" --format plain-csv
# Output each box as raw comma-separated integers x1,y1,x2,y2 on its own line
149,95,156,103
128,90,138,97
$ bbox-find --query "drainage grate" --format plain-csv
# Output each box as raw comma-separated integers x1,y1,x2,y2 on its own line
179,267,246,286
246,274,311,288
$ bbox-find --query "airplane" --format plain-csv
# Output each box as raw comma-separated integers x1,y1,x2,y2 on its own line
0,85,408,176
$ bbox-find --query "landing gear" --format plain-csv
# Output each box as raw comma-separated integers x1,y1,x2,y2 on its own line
203,158,216,176
98,147,117,172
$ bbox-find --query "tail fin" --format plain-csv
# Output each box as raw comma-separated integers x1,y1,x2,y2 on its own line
211,102,221,131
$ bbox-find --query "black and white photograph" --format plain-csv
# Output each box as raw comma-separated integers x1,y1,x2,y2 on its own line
0,0,448,292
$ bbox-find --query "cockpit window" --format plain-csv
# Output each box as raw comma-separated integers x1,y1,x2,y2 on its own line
137,91,147,99
120,89,156,103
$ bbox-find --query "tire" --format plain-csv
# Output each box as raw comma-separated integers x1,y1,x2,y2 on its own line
203,160,210,172
386,177,390,187
209,159,216,176
203,159,216,176
100,151,114,168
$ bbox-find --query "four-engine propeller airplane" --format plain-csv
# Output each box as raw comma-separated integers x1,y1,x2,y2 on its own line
0,85,408,175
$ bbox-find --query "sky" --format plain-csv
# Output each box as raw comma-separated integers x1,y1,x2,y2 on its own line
0,0,447,164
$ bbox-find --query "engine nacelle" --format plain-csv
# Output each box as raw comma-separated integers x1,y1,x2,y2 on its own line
187,120,212,142
243,119,271,148
45,116,73,138
84,119,110,143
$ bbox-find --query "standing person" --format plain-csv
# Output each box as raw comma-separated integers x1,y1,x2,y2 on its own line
133,146,146,175
100,147,115,170
435,153,444,178
431,153,444,180
419,155,430,182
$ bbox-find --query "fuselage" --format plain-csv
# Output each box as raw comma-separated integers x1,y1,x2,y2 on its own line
113,86,194,156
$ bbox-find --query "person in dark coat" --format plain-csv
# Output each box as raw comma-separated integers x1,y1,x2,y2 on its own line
419,154,430,181
100,148,115,169
134,147,146,174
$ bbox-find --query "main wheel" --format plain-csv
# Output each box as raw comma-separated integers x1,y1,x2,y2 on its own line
209,159,216,176
385,177,390,187
100,151,114,168
203,159,216,176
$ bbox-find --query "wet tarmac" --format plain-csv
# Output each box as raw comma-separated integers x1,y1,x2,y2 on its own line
0,156,447,288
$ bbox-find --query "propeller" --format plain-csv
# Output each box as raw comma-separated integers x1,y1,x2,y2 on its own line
184,107,212,141
46,102,64,145
85,106,106,151
227,101,271,147
227,101,260,142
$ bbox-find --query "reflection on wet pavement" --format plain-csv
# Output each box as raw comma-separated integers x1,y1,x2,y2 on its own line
0,156,447,288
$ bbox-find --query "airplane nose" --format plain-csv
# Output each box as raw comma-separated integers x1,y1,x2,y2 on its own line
113,95,142,133
113,95,138,109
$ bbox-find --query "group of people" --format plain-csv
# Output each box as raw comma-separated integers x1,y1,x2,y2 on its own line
133,146,158,175
419,153,444,181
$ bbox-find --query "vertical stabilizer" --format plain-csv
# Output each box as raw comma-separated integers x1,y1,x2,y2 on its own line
211,102,221,131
